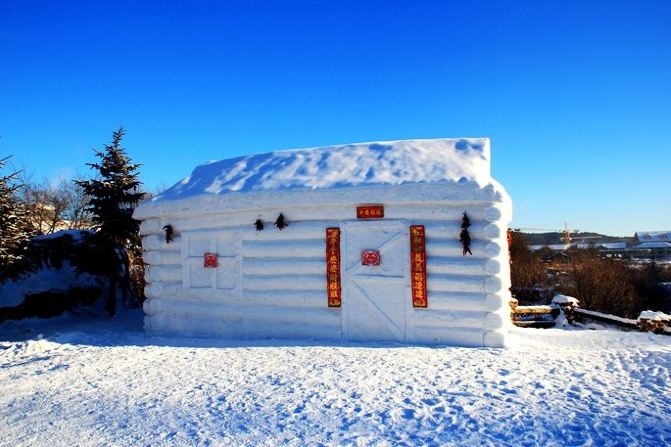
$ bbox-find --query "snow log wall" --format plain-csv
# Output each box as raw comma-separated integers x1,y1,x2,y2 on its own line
138,184,513,348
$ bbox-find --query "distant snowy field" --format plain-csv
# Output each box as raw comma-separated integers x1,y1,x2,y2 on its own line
1,311,669,447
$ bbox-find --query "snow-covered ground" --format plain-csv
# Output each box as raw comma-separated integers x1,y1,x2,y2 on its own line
1,311,669,446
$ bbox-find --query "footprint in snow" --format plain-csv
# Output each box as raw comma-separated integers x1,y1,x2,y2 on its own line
48,364,69,372
401,408,416,420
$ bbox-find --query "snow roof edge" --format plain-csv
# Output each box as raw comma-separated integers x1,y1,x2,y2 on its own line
134,179,510,220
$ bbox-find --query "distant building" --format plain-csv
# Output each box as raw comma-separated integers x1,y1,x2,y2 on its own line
530,241,628,259
594,242,627,259
630,232,671,261
530,232,671,262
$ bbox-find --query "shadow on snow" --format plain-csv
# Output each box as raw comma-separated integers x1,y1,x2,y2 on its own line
0,308,491,351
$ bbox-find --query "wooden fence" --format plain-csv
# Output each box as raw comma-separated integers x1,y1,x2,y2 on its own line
510,299,670,335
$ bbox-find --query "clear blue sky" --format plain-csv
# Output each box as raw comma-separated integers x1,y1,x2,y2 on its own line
1,0,669,236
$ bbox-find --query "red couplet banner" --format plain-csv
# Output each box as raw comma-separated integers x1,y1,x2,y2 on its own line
410,225,427,308
326,228,342,307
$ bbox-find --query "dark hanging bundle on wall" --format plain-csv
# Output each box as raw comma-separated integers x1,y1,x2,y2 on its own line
162,225,174,244
460,212,472,256
275,213,288,230
254,219,264,231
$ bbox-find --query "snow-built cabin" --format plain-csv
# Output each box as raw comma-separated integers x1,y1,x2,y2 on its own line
133,138,513,347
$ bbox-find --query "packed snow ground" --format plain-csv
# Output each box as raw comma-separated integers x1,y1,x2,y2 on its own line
1,311,669,446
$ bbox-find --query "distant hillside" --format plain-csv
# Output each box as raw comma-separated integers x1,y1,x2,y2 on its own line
520,232,631,246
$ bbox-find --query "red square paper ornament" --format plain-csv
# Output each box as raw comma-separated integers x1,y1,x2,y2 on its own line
361,249,381,266
203,253,218,268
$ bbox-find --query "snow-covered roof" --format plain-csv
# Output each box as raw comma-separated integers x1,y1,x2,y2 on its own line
153,138,491,202
598,242,626,250
632,241,671,249
635,231,671,242
529,244,568,251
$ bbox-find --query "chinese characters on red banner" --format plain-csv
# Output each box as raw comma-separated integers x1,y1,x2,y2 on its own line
326,228,341,307
356,205,384,219
410,225,427,308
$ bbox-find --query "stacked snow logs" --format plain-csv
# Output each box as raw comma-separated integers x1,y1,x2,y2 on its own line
637,311,671,334
138,199,512,346
509,300,560,328
510,294,671,335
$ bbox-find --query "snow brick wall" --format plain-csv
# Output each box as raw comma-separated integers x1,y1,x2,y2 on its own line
134,138,513,347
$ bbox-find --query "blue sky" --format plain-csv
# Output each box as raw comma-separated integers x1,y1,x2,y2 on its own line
1,0,669,236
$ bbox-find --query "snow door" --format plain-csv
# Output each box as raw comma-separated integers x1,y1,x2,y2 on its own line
342,221,409,342
182,231,240,291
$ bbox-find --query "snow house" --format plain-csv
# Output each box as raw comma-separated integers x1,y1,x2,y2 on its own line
133,138,513,347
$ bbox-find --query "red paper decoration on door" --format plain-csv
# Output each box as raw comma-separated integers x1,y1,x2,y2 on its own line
203,253,218,268
361,249,381,266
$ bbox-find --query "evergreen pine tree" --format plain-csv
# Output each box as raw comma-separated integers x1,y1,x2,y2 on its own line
0,156,35,277
76,128,146,248
76,128,146,314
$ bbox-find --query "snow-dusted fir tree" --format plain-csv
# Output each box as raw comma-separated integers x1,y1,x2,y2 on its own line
76,128,145,247
0,156,34,277
76,128,146,314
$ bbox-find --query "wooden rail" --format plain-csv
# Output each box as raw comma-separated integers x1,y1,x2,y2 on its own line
510,299,670,334
573,308,639,330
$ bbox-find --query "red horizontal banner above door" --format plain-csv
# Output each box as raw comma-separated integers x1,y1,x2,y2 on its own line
356,205,384,219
